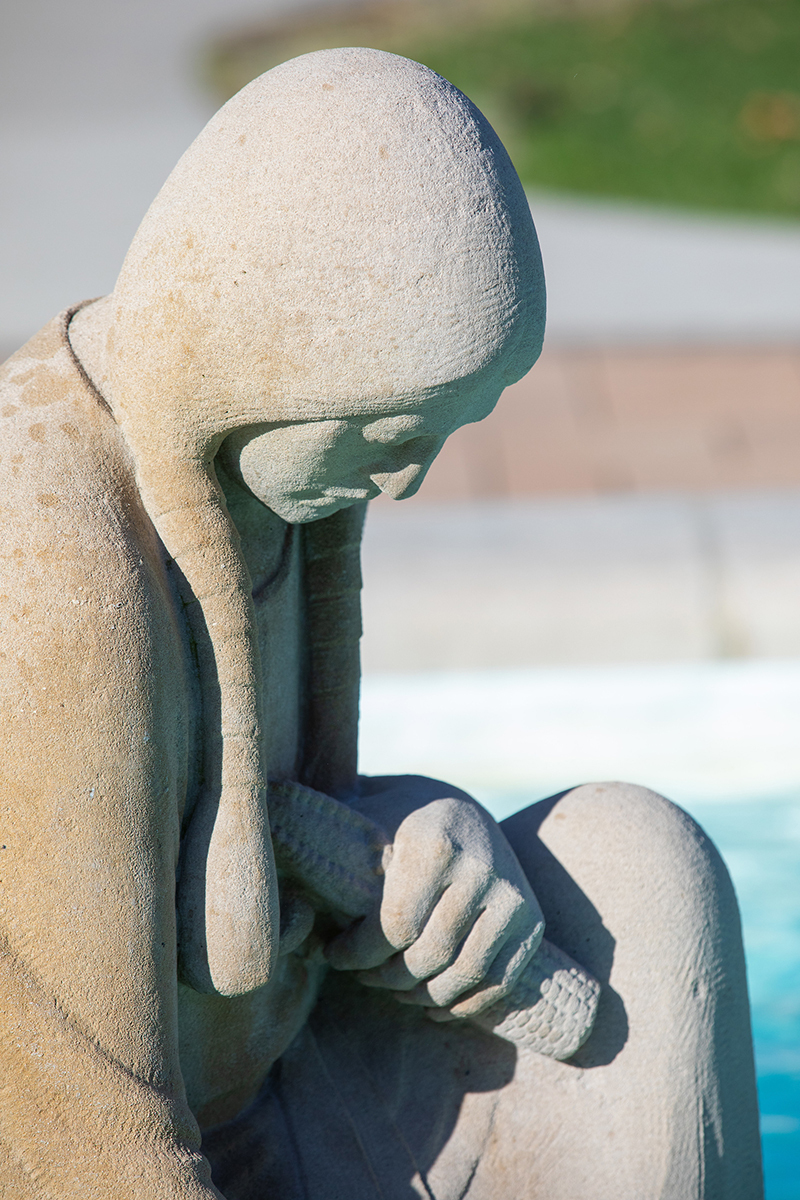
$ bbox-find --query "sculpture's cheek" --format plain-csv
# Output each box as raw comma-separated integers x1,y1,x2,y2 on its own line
178,946,328,1130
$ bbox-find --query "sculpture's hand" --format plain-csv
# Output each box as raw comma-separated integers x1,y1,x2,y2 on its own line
325,781,545,1018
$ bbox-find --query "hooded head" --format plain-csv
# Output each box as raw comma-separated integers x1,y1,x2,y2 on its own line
102,48,546,997
108,46,544,464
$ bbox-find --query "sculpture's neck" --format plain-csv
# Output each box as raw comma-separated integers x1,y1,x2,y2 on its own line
68,296,116,416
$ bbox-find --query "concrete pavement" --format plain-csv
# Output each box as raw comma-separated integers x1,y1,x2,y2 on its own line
361,490,800,671
534,191,800,345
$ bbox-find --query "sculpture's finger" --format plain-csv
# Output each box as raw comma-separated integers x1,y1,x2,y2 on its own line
395,896,541,1010
324,908,395,971
377,832,455,950
392,907,510,1008
434,920,544,1018
359,880,482,989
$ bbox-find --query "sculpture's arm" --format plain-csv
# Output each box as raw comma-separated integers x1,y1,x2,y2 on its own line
0,439,221,1197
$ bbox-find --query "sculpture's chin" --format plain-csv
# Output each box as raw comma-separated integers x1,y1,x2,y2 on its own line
263,493,371,524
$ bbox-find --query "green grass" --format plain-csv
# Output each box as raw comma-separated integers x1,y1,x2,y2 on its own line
205,0,800,218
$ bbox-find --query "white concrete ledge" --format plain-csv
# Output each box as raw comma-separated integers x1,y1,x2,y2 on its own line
359,657,800,806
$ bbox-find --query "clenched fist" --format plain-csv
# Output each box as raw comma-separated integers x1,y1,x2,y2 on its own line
325,776,545,1018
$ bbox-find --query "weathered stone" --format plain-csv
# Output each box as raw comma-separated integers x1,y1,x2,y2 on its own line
0,47,760,1198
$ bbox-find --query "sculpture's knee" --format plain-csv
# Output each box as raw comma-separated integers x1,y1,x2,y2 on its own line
500,784,760,1196
503,780,745,998
509,780,731,914
556,781,737,934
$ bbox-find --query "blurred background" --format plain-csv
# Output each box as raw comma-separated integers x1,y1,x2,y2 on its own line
3,0,800,1192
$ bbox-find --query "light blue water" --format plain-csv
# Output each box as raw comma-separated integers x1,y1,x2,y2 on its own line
691,799,800,1200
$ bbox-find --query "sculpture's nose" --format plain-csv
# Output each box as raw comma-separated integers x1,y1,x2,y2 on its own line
370,439,444,501
371,462,426,500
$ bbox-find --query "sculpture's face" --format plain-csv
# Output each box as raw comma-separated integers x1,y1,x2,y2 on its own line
218,377,503,523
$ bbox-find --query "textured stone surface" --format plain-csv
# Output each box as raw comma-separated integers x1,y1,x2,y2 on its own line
0,47,761,1198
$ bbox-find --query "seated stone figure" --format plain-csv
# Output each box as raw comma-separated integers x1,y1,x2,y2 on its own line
0,48,761,1199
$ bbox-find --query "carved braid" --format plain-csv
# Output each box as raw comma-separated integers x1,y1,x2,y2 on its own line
300,502,368,800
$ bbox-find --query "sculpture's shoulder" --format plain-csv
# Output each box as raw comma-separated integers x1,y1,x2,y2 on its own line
0,311,159,576
0,311,179,702
0,310,124,506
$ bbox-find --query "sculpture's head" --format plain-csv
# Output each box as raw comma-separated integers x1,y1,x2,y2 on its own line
102,47,546,997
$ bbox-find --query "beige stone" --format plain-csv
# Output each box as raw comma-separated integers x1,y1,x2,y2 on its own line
0,47,760,1198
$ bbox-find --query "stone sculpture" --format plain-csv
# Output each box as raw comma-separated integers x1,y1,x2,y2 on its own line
0,47,762,1199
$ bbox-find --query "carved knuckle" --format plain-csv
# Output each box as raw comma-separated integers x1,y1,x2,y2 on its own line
484,878,521,922
428,832,457,867
467,858,494,889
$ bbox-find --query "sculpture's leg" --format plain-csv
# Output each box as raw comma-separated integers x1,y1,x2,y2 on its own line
467,782,763,1200
201,782,762,1200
